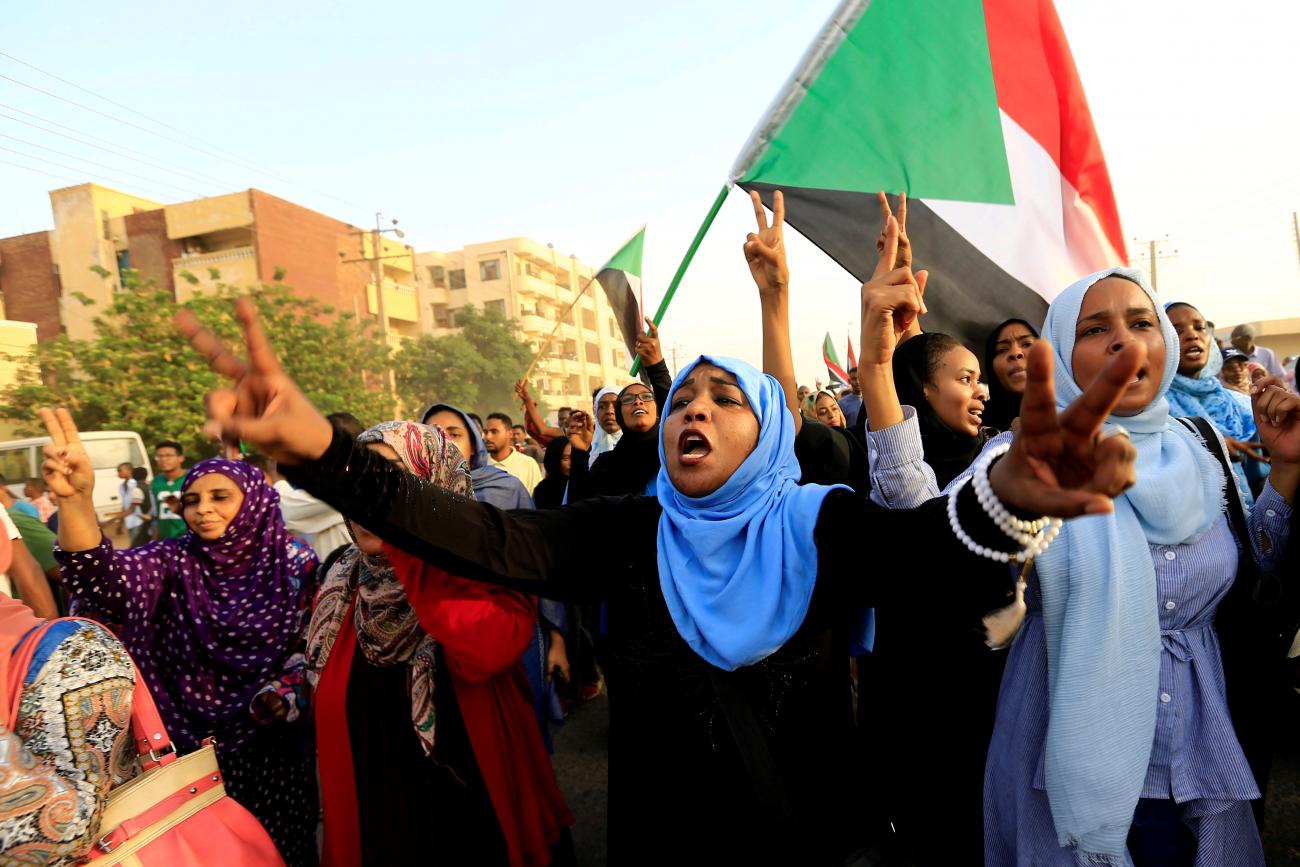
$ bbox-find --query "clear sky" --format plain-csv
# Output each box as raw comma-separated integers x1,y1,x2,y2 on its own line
3,0,1298,385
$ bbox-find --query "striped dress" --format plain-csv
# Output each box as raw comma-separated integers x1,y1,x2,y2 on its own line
866,410,1294,866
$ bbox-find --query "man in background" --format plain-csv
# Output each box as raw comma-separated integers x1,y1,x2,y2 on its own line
151,441,188,540
483,412,542,492
22,478,56,524
1230,323,1288,385
838,366,864,429
512,423,545,466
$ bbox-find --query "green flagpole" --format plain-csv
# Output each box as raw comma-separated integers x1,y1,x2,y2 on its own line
630,183,731,376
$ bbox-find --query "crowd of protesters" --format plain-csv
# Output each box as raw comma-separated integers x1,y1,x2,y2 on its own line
0,186,1297,867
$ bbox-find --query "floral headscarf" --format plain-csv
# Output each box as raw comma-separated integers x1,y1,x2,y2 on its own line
305,421,472,755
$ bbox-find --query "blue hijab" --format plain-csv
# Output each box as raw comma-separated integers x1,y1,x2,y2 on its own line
654,356,847,671
1034,268,1224,861
420,403,533,511
1162,304,1257,443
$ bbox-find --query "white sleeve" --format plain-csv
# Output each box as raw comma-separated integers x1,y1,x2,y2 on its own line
0,504,20,541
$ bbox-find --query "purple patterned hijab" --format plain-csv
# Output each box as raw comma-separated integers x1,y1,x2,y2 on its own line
118,458,317,751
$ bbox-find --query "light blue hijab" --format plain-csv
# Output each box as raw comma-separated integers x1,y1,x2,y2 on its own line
655,356,847,671
1034,268,1224,861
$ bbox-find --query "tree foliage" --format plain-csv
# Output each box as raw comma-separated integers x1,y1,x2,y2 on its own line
393,304,535,418
0,269,393,458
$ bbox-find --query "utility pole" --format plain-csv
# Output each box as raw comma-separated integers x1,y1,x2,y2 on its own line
1292,211,1300,273
1130,235,1178,291
341,213,407,408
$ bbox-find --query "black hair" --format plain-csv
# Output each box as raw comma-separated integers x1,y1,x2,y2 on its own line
486,412,513,429
244,453,273,473
326,412,366,440
848,366,858,375
511,424,526,432
25,477,45,492
155,440,183,455
467,412,484,431
131,467,148,484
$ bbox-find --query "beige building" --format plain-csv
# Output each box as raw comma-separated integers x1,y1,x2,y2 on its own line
1220,317,1300,367
1,183,419,347
416,237,635,411
0,320,38,439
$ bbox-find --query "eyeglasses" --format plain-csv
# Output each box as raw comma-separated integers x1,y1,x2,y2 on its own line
619,392,654,406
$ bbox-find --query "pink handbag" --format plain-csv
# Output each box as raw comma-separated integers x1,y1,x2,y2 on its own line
7,619,285,866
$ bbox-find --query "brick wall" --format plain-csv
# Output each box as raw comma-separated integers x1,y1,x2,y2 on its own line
124,208,181,296
250,190,364,315
0,231,63,341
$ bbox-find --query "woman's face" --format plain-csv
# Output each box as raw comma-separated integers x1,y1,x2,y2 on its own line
991,323,1037,394
181,473,245,541
350,442,404,555
662,363,760,498
425,410,473,464
559,443,572,476
814,393,844,428
922,345,986,436
1220,357,1249,389
1167,304,1210,377
1069,277,1165,417
619,385,657,433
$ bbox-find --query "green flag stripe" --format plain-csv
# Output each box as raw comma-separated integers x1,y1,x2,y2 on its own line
601,226,645,278
736,0,1013,205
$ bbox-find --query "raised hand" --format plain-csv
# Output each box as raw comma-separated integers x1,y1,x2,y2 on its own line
635,318,664,367
1226,438,1268,464
39,408,94,500
1252,375,1300,464
744,190,788,298
876,191,911,270
859,215,929,367
988,340,1143,517
515,379,535,408
567,411,594,452
175,298,333,466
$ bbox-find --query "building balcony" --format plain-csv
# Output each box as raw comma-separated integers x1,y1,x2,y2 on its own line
517,313,553,335
367,280,419,323
172,246,259,299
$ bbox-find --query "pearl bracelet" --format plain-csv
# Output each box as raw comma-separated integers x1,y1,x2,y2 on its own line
946,448,1063,564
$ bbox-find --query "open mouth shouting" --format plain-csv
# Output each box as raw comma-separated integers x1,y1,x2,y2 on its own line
678,428,713,466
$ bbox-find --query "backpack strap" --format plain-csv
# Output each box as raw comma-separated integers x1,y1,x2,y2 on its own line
1177,417,1252,548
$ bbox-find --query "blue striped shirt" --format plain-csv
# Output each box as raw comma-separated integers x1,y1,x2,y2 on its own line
867,408,1293,803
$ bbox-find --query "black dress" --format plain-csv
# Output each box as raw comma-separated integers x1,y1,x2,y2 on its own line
346,647,509,866
284,425,1014,865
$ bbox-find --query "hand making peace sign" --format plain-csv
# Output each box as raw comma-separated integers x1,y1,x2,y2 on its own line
39,408,94,500
859,208,929,368
175,299,335,465
744,189,788,298
876,191,911,270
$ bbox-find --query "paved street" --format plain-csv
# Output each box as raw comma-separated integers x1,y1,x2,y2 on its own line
551,696,610,867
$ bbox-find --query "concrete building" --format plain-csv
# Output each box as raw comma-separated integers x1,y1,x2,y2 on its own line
416,237,634,411
0,320,38,439
1219,317,1300,367
0,183,419,346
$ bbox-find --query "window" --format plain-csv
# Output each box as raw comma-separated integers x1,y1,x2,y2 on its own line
611,349,624,367
585,342,601,364
449,269,467,289
485,299,506,317
526,263,541,279
116,250,131,274
432,304,452,328
0,447,32,486
582,308,597,330
82,438,145,472
609,318,621,339
567,375,582,395
427,265,446,288
479,258,502,281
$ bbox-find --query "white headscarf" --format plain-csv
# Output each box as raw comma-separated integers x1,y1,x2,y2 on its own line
590,387,622,466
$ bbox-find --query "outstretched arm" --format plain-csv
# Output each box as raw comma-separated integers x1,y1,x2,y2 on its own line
516,379,561,445
744,190,802,432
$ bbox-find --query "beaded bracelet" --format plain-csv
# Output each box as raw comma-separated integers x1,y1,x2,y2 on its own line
946,448,1063,564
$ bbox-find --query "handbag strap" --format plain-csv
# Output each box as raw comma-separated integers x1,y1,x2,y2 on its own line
1177,417,1251,549
706,666,808,859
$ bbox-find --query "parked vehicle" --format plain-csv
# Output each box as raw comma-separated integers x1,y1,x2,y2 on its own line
0,431,152,521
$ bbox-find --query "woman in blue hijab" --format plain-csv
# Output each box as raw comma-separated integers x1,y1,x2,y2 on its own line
182,286,1175,865
982,268,1299,867
421,402,533,510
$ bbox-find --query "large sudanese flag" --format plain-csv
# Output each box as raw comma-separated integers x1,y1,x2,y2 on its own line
732,0,1126,349
596,227,647,367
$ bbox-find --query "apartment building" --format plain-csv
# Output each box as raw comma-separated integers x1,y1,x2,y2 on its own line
416,237,634,410
0,183,420,346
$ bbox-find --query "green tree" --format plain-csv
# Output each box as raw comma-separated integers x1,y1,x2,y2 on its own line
0,268,393,458
393,304,535,418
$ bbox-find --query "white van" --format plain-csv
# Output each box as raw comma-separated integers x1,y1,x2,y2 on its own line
0,431,153,521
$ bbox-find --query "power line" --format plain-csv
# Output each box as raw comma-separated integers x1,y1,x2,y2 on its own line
0,62,371,214
0,145,190,203
0,132,208,198
0,155,79,184
0,102,233,188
